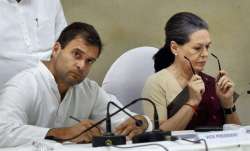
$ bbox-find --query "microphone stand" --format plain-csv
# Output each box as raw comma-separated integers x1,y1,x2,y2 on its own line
131,98,176,143
93,98,173,146
92,102,129,147
92,101,142,147
46,98,174,145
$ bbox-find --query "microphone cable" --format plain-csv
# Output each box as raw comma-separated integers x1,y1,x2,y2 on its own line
46,98,155,142
111,143,169,151
181,138,208,151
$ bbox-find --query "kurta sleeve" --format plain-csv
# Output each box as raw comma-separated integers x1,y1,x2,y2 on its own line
0,73,49,147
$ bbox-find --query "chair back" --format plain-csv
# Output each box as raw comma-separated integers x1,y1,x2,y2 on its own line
102,46,158,114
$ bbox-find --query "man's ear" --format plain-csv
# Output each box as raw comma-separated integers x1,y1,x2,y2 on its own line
51,42,61,58
170,41,179,56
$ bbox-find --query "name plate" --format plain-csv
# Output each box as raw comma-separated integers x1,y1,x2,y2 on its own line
242,126,250,133
197,130,244,143
241,126,250,139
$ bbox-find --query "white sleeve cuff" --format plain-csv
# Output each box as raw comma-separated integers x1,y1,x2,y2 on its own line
143,115,153,132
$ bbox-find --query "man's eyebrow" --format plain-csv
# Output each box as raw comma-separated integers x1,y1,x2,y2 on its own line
73,48,97,60
73,47,85,53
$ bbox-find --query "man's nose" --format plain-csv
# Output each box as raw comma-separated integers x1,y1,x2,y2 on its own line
76,60,86,71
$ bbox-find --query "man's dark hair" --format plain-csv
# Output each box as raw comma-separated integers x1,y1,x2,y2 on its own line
57,22,103,56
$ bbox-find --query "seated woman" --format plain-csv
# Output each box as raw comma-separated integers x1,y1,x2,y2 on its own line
142,12,240,131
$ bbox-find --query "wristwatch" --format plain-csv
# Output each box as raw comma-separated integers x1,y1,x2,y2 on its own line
223,105,236,114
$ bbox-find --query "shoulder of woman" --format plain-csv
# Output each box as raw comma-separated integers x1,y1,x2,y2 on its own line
143,69,172,93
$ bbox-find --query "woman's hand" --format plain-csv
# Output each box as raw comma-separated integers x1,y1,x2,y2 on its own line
187,74,205,106
216,70,234,108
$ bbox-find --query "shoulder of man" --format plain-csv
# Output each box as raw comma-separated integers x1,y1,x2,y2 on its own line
76,78,101,91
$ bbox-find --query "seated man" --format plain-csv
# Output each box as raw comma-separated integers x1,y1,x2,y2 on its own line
0,22,151,147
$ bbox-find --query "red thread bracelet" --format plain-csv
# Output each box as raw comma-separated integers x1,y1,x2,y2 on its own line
184,103,198,115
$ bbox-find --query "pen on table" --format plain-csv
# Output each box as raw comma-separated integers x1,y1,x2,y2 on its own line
69,116,81,122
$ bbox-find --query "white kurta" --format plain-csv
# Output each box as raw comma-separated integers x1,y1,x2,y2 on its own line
0,62,151,147
0,0,67,89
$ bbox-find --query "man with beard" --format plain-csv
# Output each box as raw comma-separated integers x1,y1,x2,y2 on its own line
0,22,150,147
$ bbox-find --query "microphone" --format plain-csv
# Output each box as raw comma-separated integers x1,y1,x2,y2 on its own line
46,98,175,145
131,98,177,143
93,98,174,144
45,99,146,145
91,98,176,144
92,101,144,147
107,102,144,127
